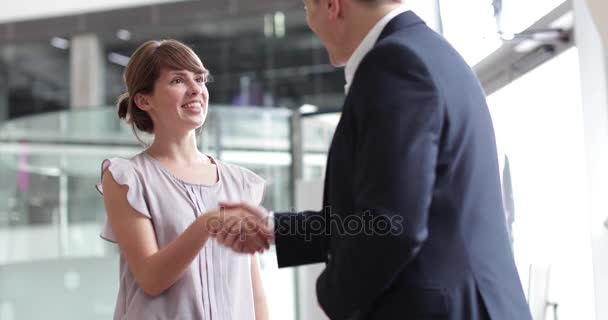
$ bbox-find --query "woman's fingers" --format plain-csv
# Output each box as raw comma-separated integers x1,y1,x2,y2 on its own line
211,207,272,253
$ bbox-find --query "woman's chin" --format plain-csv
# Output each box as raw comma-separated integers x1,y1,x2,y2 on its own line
186,117,206,131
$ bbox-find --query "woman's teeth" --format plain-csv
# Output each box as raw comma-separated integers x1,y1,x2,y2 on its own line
182,102,201,109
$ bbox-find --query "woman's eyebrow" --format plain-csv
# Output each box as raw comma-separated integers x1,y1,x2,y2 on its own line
168,71,206,76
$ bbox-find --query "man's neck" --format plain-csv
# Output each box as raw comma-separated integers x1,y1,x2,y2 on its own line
341,3,402,62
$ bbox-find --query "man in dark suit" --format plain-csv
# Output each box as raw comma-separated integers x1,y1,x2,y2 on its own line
217,0,532,319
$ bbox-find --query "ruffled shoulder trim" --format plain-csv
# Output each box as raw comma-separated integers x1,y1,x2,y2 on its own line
96,158,151,242
240,167,266,205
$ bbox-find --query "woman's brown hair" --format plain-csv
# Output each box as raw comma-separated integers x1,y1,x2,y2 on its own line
117,39,209,135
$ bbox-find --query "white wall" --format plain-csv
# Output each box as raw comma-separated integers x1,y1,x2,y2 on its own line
576,1,608,319
0,0,187,23
488,48,595,320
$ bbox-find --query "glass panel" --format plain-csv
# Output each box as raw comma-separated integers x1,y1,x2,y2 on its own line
302,113,340,180
487,48,594,320
0,42,70,120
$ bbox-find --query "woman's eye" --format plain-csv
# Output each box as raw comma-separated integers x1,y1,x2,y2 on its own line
196,77,205,83
171,78,183,84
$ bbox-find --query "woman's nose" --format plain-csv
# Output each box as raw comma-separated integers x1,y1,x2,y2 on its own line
188,81,203,96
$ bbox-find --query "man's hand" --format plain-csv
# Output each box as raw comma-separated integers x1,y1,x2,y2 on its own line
212,202,274,254
206,203,273,254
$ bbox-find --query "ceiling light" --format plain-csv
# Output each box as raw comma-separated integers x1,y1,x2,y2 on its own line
500,32,515,41
274,11,285,38
549,12,574,30
116,29,132,41
299,104,318,114
108,52,130,66
50,37,69,50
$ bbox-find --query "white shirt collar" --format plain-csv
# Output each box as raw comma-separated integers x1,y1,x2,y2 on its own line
344,5,409,94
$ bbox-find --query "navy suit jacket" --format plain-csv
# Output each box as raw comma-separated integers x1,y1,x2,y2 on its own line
275,11,532,320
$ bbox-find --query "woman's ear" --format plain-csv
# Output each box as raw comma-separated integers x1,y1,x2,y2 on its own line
134,93,152,111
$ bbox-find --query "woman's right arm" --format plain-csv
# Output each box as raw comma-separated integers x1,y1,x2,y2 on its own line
102,171,214,297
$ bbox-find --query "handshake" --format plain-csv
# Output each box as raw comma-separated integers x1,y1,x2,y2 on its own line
205,202,274,254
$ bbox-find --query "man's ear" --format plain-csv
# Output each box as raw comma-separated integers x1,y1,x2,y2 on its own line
327,0,342,19
134,93,152,111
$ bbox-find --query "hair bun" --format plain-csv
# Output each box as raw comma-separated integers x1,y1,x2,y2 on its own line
117,92,130,120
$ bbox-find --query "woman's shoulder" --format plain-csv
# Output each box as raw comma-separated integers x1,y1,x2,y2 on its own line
214,158,263,183
96,152,151,196
98,152,155,187
214,158,265,204
102,152,148,172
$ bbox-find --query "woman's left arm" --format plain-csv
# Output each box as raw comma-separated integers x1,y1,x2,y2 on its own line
251,254,269,320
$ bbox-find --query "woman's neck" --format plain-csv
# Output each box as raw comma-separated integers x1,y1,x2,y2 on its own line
146,130,207,165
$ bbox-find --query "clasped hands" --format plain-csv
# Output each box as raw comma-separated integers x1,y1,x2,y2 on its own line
205,202,273,254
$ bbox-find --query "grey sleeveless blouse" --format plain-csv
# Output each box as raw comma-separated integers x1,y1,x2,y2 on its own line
96,152,266,320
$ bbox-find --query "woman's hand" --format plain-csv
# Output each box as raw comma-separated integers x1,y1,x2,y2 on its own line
203,206,273,254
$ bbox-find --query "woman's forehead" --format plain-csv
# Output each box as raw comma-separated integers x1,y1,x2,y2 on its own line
160,67,207,76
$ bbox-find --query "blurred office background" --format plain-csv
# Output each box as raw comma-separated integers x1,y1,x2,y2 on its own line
1,0,607,319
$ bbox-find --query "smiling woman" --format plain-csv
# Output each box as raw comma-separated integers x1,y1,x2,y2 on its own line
116,40,210,138
96,39,272,320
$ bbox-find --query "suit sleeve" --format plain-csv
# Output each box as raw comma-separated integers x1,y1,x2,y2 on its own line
274,210,328,268
316,43,444,319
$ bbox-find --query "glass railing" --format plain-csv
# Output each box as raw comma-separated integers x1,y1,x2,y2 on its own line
0,106,297,257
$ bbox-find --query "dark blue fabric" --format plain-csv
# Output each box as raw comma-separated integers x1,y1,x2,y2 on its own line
275,11,532,320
